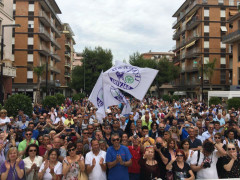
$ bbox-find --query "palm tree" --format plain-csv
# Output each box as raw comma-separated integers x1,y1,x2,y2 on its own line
202,58,216,91
33,64,45,104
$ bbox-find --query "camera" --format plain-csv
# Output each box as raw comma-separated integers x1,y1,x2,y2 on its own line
203,162,211,168
156,143,162,149
133,135,138,139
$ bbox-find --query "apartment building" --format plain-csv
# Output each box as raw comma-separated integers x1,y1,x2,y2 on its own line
0,0,16,103
172,0,237,100
73,52,83,68
56,23,75,97
222,11,240,90
142,51,175,62
12,0,62,99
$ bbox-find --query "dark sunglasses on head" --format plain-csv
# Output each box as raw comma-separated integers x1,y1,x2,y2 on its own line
29,149,37,152
68,148,76,152
112,138,120,142
228,148,236,151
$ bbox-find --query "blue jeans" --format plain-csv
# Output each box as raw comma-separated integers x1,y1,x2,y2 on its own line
129,173,140,180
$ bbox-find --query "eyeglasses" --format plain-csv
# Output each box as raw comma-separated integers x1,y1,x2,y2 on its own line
214,137,221,139
183,144,189,145
159,127,165,129
29,149,37,152
176,154,184,157
83,132,89,134
26,133,32,136
228,148,236,151
112,138,120,142
68,148,76,152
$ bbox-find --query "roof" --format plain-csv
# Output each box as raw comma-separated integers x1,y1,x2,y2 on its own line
142,52,175,56
49,0,62,14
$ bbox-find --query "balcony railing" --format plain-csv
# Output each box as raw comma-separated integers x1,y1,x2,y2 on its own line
185,66,198,72
39,28,51,42
64,72,71,77
50,36,61,50
51,53,61,62
0,67,16,77
173,30,181,40
185,48,201,58
39,44,51,55
65,62,71,68
41,80,61,87
186,16,201,30
65,52,71,57
222,29,240,44
50,66,60,74
186,32,200,44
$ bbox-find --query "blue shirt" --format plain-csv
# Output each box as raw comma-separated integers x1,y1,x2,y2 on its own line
106,145,132,180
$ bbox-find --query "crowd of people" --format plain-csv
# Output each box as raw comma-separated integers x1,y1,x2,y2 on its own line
0,97,239,180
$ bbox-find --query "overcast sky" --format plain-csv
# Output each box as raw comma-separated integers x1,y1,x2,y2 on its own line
55,0,185,62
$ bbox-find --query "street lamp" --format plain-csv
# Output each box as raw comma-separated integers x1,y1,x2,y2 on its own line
0,24,21,105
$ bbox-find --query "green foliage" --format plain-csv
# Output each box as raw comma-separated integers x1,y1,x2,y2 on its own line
4,94,32,117
129,52,180,94
162,95,171,102
227,98,240,110
171,95,180,101
55,93,65,106
72,93,86,103
71,47,113,94
33,64,45,80
42,96,57,109
209,97,221,106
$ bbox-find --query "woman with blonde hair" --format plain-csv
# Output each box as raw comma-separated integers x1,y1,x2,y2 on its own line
0,109,10,131
0,147,25,180
167,139,178,160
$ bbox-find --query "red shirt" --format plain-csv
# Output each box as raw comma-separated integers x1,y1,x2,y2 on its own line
39,145,47,156
128,146,142,173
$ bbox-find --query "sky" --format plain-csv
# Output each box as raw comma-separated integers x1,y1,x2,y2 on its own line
55,0,185,62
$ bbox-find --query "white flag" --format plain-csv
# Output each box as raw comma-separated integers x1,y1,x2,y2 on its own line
102,64,158,101
103,84,131,115
88,72,105,116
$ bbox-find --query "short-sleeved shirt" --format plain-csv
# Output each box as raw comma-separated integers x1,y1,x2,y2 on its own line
140,137,155,149
85,150,107,180
106,145,132,180
0,117,10,131
39,161,62,180
221,155,240,178
64,119,74,126
172,161,191,179
18,139,39,152
0,160,25,180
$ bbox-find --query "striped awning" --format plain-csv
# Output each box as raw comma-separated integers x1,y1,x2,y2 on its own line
186,40,196,49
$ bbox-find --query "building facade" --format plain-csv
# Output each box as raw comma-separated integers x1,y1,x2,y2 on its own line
13,0,62,100
0,0,16,103
73,52,83,68
172,0,238,100
222,11,240,90
56,23,75,97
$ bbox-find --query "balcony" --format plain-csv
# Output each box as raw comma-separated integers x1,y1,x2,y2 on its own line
0,66,16,77
173,30,181,40
186,16,201,30
186,32,200,45
185,66,198,73
65,62,71,68
51,53,61,62
185,48,201,58
39,44,51,56
180,52,186,60
39,28,51,42
50,36,61,50
222,30,240,44
64,72,71,78
50,66,60,74
65,51,71,58
65,41,71,48
41,80,61,87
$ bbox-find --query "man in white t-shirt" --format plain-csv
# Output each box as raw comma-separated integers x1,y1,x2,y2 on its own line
0,109,10,131
190,141,226,179
85,139,107,180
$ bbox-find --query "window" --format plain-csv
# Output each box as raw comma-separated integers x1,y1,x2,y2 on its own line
12,38,15,45
27,71,33,79
229,0,234,6
204,9,209,17
204,57,209,64
13,4,16,10
218,0,224,4
221,10,226,17
28,38,34,45
220,57,226,64
220,42,226,48
28,21,34,28
29,4,34,11
204,26,209,33
204,41,209,48
27,54,33,62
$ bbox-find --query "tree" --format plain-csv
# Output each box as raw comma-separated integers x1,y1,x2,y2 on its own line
33,64,45,104
201,58,216,91
42,96,57,109
71,47,113,95
227,98,240,110
209,97,221,106
55,93,65,106
4,94,32,117
129,52,180,96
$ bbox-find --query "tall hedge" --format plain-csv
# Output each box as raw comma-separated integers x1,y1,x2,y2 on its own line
227,98,240,110
42,96,57,109
209,97,221,106
72,93,86,103
55,93,65,106
4,94,32,117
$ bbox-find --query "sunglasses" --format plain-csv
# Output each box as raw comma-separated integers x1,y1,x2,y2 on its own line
214,137,221,139
83,132,89,134
176,154,184,157
112,138,120,142
29,149,37,152
68,148,76,152
26,133,32,136
228,148,236,151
